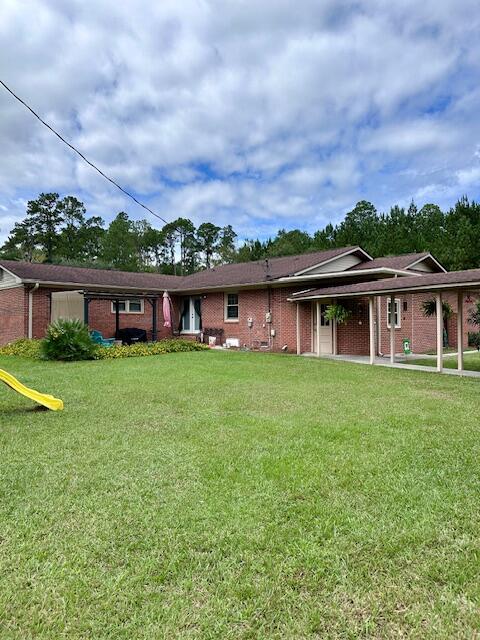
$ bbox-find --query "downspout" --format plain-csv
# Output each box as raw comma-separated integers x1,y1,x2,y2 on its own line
28,282,39,339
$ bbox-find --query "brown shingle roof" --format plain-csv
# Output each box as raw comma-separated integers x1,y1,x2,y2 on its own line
179,247,362,289
1,248,449,293
291,269,480,300
1,247,362,292
0,260,180,292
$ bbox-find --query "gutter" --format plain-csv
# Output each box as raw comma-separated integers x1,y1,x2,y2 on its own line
277,267,420,284
28,282,39,339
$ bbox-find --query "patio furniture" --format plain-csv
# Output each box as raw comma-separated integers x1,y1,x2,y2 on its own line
90,330,115,347
115,327,148,345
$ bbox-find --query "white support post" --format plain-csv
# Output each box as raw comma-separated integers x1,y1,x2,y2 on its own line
316,301,321,357
389,296,395,364
332,318,338,356
377,296,382,355
457,291,464,373
296,303,301,355
369,296,376,365
436,292,443,373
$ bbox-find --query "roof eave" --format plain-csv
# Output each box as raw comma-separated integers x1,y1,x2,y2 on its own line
289,279,480,301
279,267,418,284
20,278,178,294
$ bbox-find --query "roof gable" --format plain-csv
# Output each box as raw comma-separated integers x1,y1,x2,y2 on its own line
350,252,446,274
293,247,371,276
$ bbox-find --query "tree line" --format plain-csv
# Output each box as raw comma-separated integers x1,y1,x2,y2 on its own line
1,193,479,273
0,193,237,273
236,197,480,271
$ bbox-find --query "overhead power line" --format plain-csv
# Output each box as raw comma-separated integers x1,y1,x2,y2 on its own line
0,78,170,225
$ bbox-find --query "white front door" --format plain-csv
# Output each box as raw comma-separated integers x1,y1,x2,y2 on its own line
312,302,333,354
180,296,201,334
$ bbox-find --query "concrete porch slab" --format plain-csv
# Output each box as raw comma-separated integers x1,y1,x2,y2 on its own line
301,352,480,378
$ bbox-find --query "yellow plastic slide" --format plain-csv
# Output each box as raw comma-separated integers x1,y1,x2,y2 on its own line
0,368,64,411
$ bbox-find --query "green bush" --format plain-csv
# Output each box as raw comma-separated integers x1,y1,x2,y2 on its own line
0,338,42,358
94,339,209,360
0,335,209,362
469,300,480,327
468,331,480,350
41,319,98,361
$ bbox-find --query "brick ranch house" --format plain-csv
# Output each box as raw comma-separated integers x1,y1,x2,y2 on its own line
1,247,479,364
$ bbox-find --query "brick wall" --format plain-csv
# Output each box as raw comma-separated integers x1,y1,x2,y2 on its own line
336,297,370,355
193,287,310,352
0,286,28,345
31,288,52,339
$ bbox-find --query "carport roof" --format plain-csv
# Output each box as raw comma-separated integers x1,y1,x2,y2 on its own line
290,268,480,300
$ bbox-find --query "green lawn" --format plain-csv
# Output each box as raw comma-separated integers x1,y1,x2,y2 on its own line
407,351,480,372
1,351,479,638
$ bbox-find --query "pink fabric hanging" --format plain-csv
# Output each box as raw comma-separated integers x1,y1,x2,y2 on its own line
163,291,172,328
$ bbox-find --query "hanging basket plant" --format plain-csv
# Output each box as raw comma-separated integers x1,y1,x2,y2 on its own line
324,303,351,325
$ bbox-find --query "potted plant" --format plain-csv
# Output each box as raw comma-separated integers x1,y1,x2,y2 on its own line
324,303,351,325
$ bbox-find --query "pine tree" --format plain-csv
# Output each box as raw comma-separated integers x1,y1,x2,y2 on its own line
26,192,64,262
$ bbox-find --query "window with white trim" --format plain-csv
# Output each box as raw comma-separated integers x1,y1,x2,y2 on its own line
224,292,239,321
111,299,144,314
387,298,401,328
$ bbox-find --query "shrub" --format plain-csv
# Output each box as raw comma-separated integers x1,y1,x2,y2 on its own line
94,339,209,360
469,300,480,327
41,319,97,361
0,335,209,362
422,299,453,347
0,338,42,359
421,299,453,320
468,331,480,350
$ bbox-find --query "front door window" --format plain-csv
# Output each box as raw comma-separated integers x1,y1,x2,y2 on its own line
320,303,330,327
181,296,202,333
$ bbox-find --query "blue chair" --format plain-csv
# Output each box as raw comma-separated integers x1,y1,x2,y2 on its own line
90,330,115,347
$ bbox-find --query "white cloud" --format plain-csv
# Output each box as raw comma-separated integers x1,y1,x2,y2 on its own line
1,0,480,243
361,120,459,154
456,166,480,187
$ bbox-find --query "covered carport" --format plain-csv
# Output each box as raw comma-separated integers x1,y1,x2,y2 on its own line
291,268,480,375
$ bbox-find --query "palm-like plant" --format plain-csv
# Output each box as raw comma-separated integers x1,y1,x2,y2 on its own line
469,300,480,327
41,318,97,361
422,299,453,347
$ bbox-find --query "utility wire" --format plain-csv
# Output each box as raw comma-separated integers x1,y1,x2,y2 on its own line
0,78,170,225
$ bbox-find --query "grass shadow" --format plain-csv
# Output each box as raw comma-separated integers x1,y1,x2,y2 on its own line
1,404,50,416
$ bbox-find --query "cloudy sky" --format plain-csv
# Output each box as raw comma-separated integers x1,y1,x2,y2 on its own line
1,0,480,244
